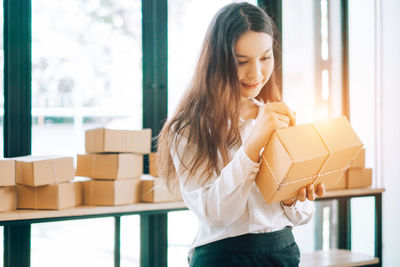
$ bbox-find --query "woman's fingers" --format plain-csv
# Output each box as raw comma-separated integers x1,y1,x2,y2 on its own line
316,183,326,198
276,113,290,125
306,184,316,201
297,187,307,202
296,183,326,203
267,102,296,126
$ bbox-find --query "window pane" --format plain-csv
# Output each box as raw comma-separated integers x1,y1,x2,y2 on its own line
168,210,198,267
348,0,376,172
0,226,3,267
351,197,375,256
348,0,376,256
282,0,316,124
0,0,4,156
168,0,257,115
31,0,142,156
31,218,114,267
121,215,140,267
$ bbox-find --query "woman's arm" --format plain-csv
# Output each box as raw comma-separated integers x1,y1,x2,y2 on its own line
171,135,260,227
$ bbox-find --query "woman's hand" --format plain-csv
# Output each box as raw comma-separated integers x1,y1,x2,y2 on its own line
244,102,296,162
281,183,326,207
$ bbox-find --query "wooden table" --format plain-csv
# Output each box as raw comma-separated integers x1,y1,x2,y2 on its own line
1,187,384,267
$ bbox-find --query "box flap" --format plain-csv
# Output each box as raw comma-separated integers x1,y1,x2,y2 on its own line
276,124,329,162
313,116,363,172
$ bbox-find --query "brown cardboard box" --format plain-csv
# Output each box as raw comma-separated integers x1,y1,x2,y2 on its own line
85,128,152,154
329,172,347,190
256,116,363,203
0,159,16,186
17,182,82,210
141,175,181,203
15,156,75,187
76,153,143,179
149,153,159,177
347,168,372,189
83,178,141,206
0,186,16,212
350,148,365,169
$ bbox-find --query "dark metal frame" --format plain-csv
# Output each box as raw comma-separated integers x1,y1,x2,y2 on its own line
0,208,187,267
141,0,168,266
142,0,168,148
321,193,383,267
3,1,32,267
258,0,283,93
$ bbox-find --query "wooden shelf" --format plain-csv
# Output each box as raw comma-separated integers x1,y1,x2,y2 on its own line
300,249,379,267
0,187,384,223
0,201,187,223
323,187,385,199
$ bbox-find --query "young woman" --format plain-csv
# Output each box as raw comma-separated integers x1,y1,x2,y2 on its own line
157,2,325,266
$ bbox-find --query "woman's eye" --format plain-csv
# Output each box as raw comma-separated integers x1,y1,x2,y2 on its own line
238,61,247,65
261,56,271,61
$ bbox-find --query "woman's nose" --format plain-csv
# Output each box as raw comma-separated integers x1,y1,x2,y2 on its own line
247,62,262,80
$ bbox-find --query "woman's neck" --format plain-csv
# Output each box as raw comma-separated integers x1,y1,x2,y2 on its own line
239,97,259,120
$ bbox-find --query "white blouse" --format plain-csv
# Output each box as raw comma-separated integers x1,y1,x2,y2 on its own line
170,117,315,258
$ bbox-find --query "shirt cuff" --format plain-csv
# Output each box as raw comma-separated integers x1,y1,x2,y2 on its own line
238,145,260,180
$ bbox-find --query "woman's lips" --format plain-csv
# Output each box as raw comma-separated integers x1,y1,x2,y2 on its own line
241,82,260,89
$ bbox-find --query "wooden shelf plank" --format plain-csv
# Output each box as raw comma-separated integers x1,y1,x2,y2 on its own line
300,249,379,267
0,187,384,223
323,187,385,199
0,201,187,223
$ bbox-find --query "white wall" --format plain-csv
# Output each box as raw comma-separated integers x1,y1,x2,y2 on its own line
381,0,400,266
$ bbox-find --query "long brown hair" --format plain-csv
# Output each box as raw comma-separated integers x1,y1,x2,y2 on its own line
157,3,281,191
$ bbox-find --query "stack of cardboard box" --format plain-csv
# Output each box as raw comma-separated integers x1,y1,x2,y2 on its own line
0,159,16,212
15,156,82,210
141,152,181,203
77,128,151,206
256,116,364,203
345,148,372,189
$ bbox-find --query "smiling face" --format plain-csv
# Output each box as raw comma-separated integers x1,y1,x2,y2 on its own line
235,31,274,99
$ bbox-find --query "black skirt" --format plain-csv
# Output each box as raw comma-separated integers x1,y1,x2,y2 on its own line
189,227,300,267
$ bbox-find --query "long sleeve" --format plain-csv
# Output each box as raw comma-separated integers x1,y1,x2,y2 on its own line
281,199,315,225
171,135,260,227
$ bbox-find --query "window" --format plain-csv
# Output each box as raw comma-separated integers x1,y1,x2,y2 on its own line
0,0,4,156
31,0,142,156
121,215,140,267
31,218,114,267
168,211,198,267
0,226,3,267
30,1,142,266
348,0,377,256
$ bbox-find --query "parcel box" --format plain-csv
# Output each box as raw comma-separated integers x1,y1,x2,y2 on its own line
329,173,347,190
15,156,75,187
350,148,365,169
76,153,143,179
141,175,181,203
0,186,16,212
0,159,16,186
85,128,152,154
17,182,82,210
347,168,372,189
83,178,141,206
149,153,159,177
256,116,363,203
